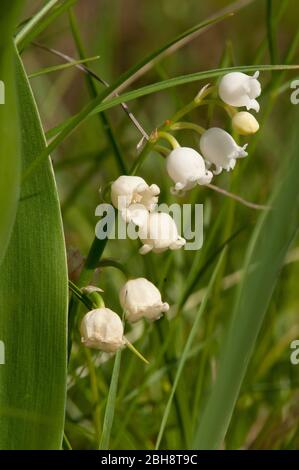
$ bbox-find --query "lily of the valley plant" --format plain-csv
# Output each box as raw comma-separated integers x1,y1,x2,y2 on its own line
79,71,262,354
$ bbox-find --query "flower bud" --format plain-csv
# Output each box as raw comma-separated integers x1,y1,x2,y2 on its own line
219,71,261,112
232,111,259,135
120,277,169,322
80,308,124,352
200,127,248,174
111,175,160,222
166,147,213,194
138,212,186,254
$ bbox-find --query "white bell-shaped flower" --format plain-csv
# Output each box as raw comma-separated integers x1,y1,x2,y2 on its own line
200,127,248,175
120,277,169,322
219,71,261,112
166,147,213,194
137,211,186,254
111,175,160,222
80,308,124,352
232,111,259,135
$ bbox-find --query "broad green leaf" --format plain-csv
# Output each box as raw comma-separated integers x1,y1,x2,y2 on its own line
0,50,68,449
0,1,23,265
193,114,299,450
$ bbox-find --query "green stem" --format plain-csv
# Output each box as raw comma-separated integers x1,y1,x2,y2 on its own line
129,141,154,175
68,280,93,310
170,121,206,135
203,98,237,117
98,258,129,277
171,100,198,122
157,131,180,149
153,144,171,157
170,85,215,122
68,237,110,358
128,87,217,173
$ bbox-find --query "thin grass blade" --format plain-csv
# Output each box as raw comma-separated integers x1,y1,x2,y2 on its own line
99,351,122,450
45,63,299,144
28,55,100,79
16,0,78,51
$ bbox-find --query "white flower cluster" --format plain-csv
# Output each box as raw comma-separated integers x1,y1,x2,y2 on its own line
168,72,261,184
111,176,186,254
79,72,262,355
80,278,169,352
112,72,262,221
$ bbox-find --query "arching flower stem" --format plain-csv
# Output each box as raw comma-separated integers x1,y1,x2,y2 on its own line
153,144,171,157
170,121,206,135
97,258,129,277
156,131,181,149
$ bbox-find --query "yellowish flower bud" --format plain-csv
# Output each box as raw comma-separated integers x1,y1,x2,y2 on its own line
232,112,259,136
